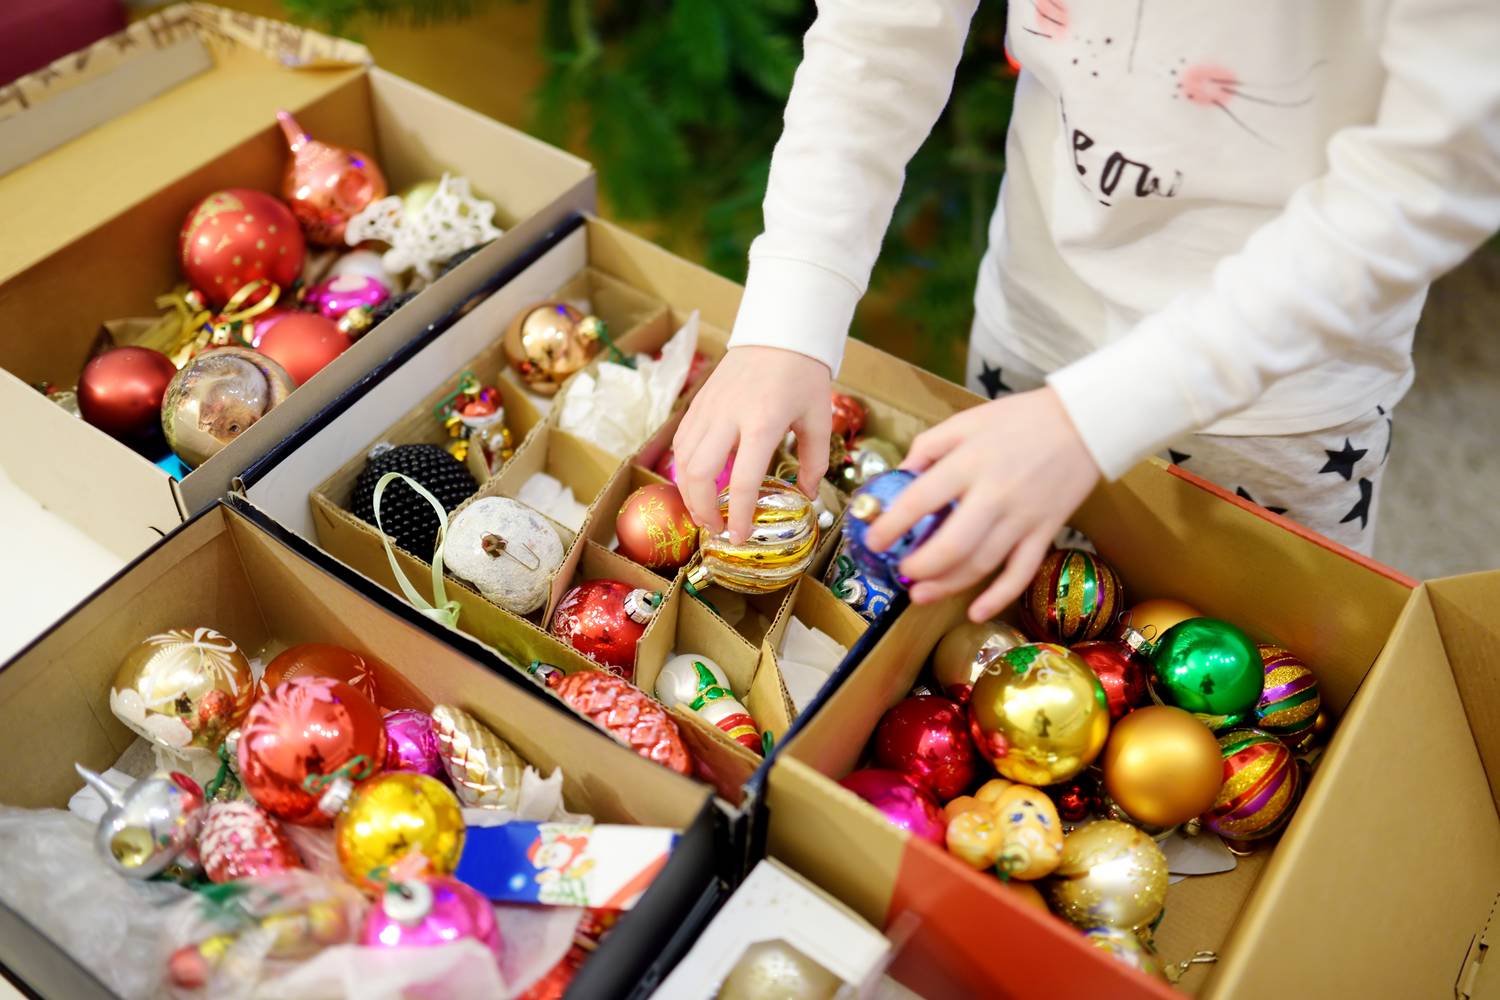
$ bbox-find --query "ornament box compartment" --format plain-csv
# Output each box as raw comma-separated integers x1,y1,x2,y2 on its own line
0,500,722,1000
0,4,594,602
764,459,1417,999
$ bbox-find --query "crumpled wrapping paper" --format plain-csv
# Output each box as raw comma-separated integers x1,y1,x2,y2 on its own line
516,473,588,533
558,311,699,456
777,619,849,716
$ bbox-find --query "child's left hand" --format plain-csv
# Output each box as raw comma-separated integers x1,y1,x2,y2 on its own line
863,387,1101,622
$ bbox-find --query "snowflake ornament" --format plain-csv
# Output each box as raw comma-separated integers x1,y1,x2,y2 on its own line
345,173,503,281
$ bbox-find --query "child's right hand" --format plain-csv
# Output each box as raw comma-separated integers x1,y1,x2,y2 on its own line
672,346,832,542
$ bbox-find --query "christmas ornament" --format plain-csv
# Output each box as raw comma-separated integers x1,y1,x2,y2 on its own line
1084,926,1166,980
255,311,352,386
550,670,693,775
503,301,605,395
974,778,1015,804
445,498,565,615
1022,548,1125,644
688,478,819,595
1150,618,1264,729
1100,706,1223,828
336,772,465,889
550,580,660,678
328,249,399,286
1049,773,1103,825
161,347,295,468
931,619,1029,704
1255,644,1321,749
430,704,525,809
992,784,1065,880
238,676,387,824
843,470,952,587
436,373,512,474
616,483,698,571
74,765,204,879
345,174,502,281
261,643,381,704
362,877,501,958
109,627,254,752
830,436,903,492
655,448,733,494
384,709,444,777
351,443,479,558
968,643,1110,786
1121,598,1202,649
199,799,303,883
1072,630,1152,722
1200,729,1301,843
304,273,391,328
873,696,976,801
179,188,305,308
718,940,841,1000
655,654,761,754
838,769,946,845
277,110,387,246
823,543,897,623
946,804,1005,870
77,346,176,443
1046,820,1169,932
830,392,866,441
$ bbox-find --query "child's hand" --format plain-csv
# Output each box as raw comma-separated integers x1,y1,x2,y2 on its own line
865,387,1101,622
673,346,832,541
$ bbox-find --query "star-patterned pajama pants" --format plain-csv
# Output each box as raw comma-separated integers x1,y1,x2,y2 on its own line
966,334,1392,555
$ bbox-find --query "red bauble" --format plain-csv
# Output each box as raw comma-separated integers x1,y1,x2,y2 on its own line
830,392,867,441
77,346,176,442
1072,639,1151,722
260,643,381,705
549,580,658,680
179,189,305,308
1049,774,1102,824
872,696,977,802
277,111,387,247
615,483,698,571
199,800,303,883
552,671,692,775
255,312,351,386
238,676,387,825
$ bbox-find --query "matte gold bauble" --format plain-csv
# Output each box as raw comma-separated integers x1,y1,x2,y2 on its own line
1122,598,1202,647
1101,705,1223,828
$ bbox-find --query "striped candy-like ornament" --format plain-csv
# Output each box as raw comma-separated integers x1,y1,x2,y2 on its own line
1255,644,1322,750
1022,548,1124,644
1200,729,1301,842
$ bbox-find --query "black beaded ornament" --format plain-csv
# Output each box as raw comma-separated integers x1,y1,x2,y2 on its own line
364,291,417,331
351,443,478,558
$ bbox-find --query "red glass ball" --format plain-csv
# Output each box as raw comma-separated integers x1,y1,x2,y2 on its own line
550,580,653,680
179,189,305,308
872,695,977,801
77,346,177,442
615,483,697,570
260,643,381,706
255,312,352,386
1072,640,1150,722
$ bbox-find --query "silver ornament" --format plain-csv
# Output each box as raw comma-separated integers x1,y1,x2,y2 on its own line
75,764,206,879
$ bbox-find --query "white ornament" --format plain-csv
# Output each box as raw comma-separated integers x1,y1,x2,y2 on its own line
656,654,761,754
345,173,503,281
444,497,564,614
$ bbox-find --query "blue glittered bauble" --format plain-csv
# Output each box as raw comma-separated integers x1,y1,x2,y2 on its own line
823,542,898,622
842,470,952,588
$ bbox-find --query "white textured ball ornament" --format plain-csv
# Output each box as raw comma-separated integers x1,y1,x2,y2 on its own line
445,497,564,614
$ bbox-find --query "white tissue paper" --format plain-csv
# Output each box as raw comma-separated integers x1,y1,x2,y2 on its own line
558,311,699,456
516,472,589,533
778,619,849,716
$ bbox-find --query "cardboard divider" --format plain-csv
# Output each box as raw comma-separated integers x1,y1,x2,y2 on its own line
490,425,620,538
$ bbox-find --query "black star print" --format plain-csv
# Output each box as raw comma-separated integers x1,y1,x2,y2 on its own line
1378,405,1393,462
977,362,1010,399
1235,486,1288,516
1167,448,1191,466
1340,478,1374,530
1319,438,1367,481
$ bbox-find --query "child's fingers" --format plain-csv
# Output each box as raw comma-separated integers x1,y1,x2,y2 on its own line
906,514,1026,603
898,486,1005,582
680,423,738,534
791,404,833,498
899,419,966,473
725,427,781,543
970,528,1052,622
865,452,966,552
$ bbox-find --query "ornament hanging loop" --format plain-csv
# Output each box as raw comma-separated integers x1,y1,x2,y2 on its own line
1165,951,1218,984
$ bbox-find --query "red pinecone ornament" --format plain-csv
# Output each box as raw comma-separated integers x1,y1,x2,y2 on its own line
552,671,691,775
199,799,303,882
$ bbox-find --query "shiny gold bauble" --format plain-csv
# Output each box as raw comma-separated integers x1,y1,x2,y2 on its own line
690,478,819,594
1046,820,1169,933
1101,706,1224,828
503,301,604,395
931,620,1029,702
1083,926,1167,979
968,643,1111,786
109,627,254,752
1122,598,1202,647
717,940,841,1000
334,772,465,890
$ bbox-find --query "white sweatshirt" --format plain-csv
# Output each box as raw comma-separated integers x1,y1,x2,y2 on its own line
726,1,1500,479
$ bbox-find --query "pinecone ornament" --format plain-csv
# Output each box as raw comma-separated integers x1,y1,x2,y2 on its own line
351,443,478,558
199,799,303,883
552,671,692,776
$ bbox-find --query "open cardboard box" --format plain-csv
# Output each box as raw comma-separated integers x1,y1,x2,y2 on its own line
0,4,593,601
764,460,1419,999
0,500,722,999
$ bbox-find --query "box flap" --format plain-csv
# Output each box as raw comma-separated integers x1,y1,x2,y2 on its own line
1426,571,1500,808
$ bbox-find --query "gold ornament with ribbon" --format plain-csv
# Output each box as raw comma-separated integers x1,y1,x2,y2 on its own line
685,477,819,596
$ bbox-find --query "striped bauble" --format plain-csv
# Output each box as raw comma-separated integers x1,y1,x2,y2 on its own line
1022,548,1124,644
1255,644,1321,750
1200,729,1301,842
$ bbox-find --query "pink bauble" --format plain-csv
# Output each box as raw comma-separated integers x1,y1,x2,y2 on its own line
304,273,390,321
838,768,946,845
383,709,444,777
256,312,352,386
654,449,732,493
873,696,977,802
362,877,502,959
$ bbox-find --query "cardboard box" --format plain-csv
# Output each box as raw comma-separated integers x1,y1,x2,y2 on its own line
764,462,1418,999
0,500,722,999
0,4,593,584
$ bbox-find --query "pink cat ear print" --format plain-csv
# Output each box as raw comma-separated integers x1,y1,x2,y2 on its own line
1178,63,1238,106
1026,0,1069,40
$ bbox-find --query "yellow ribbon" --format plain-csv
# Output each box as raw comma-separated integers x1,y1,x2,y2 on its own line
373,472,462,628
204,280,281,347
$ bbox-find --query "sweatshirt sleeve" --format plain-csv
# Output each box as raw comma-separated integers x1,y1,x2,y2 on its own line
1048,0,1500,480
726,0,980,375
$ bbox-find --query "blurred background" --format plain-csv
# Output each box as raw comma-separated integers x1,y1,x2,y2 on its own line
6,0,1497,579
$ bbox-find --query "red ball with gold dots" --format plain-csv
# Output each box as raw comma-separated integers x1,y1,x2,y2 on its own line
179,189,306,308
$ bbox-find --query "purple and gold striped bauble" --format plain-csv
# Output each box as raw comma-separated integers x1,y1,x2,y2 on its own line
1200,729,1301,842
1022,549,1124,645
1255,644,1321,750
